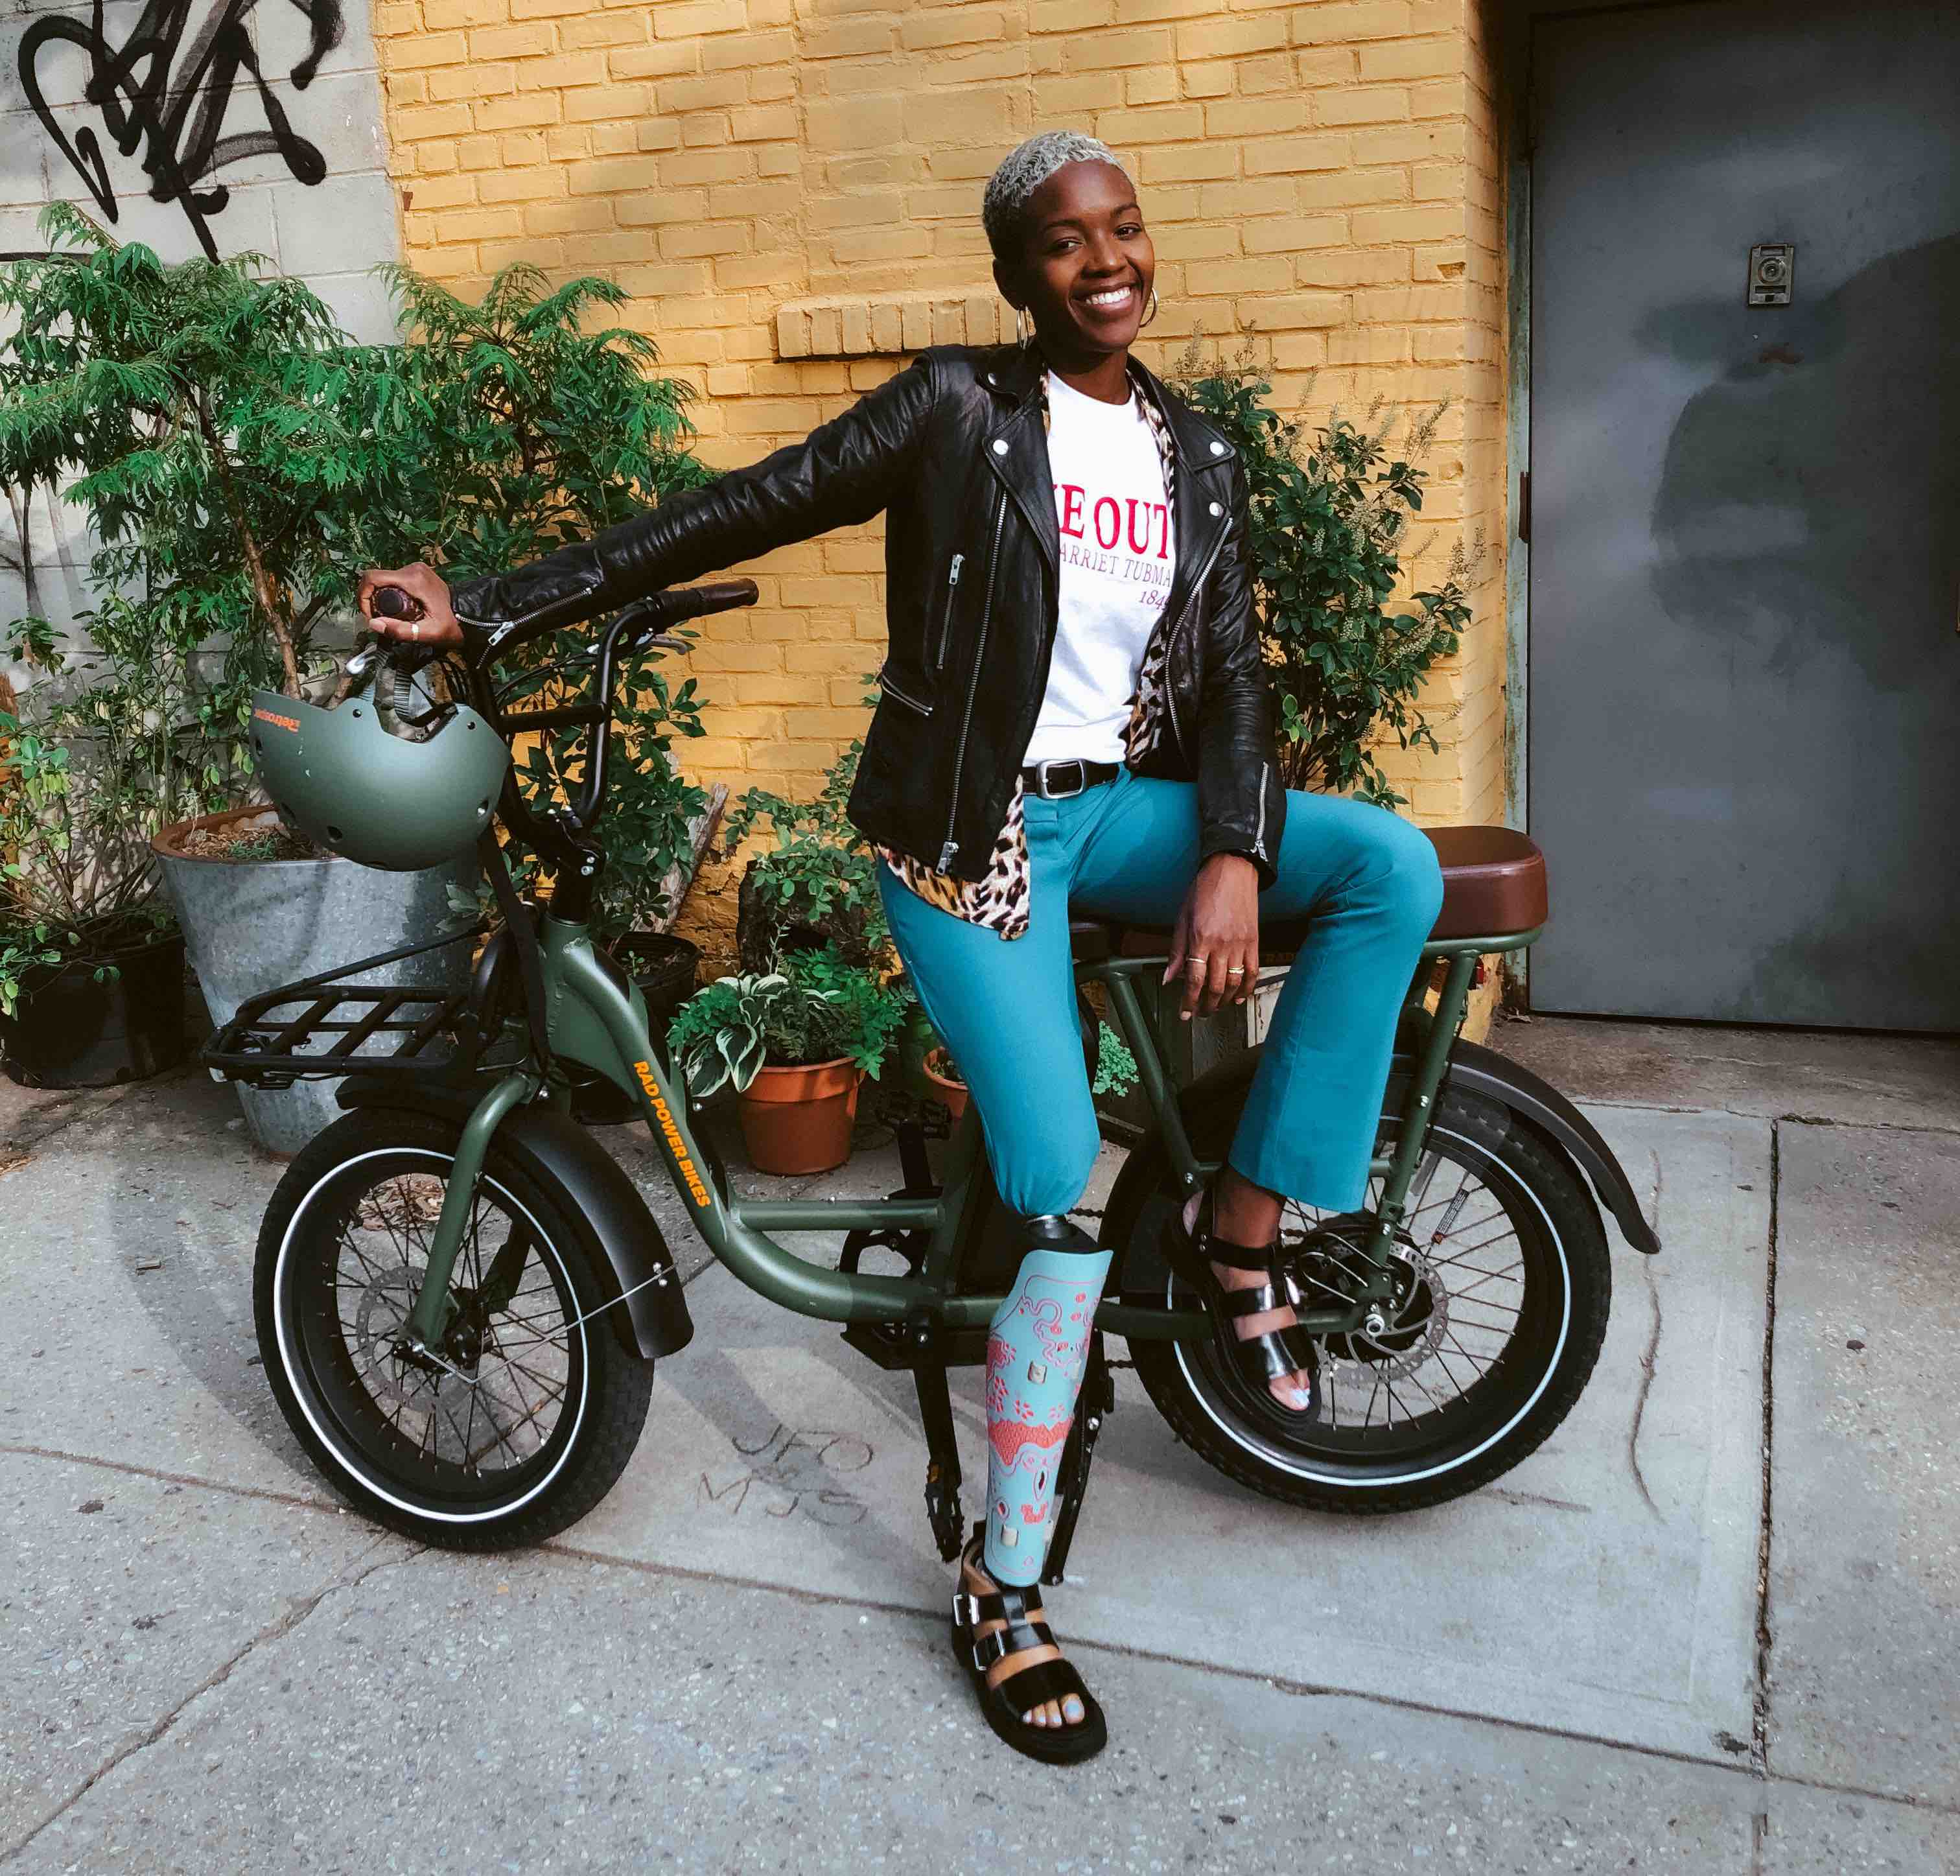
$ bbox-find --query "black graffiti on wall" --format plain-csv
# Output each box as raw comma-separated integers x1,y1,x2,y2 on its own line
20,0,345,261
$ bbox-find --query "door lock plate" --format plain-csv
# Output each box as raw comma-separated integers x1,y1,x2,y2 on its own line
1747,242,1795,307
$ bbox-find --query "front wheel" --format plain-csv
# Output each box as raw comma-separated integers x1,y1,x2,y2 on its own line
1127,1085,1611,1515
253,1109,654,1549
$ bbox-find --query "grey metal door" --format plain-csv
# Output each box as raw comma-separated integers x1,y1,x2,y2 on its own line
1529,0,1960,1029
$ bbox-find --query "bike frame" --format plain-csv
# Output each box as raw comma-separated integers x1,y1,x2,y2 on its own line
402,900,1539,1354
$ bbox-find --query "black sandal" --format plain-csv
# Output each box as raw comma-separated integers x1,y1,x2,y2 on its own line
951,1526,1107,1765
1165,1180,1320,1417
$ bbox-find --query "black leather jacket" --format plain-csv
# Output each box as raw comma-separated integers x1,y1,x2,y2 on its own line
451,341,1285,886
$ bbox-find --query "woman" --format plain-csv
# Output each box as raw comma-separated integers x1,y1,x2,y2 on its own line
360,129,1443,1765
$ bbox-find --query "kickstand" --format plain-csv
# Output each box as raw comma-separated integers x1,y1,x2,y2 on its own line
892,1115,938,1197
1041,1332,1114,1587
913,1349,966,1562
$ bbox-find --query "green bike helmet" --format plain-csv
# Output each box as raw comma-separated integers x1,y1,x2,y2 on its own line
248,675,510,872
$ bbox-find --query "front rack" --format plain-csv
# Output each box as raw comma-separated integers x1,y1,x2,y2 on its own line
204,922,495,1090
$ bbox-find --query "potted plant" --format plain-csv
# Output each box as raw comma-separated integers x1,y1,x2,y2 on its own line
0,207,462,1148
920,1045,968,1123
0,210,711,1149
668,946,905,1176
0,620,191,1086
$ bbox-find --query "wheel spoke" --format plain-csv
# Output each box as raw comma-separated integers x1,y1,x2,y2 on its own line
290,1150,583,1501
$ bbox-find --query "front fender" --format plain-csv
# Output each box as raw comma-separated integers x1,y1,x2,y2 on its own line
334,1075,694,1361
1102,1037,1659,1292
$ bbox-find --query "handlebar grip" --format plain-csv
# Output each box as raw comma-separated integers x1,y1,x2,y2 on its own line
659,578,758,625
370,584,426,622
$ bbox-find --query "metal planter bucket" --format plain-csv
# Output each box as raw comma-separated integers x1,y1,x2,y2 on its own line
154,807,474,1154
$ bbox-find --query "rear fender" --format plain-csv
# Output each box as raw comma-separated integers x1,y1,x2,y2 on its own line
335,1076,694,1361
1102,1038,1659,1294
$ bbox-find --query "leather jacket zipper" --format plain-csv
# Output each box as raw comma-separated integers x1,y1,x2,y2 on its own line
1162,513,1231,765
877,666,933,716
931,554,964,672
939,493,1007,870
1254,760,1270,863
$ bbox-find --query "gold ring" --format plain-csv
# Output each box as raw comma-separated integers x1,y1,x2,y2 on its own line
1226,966,1246,977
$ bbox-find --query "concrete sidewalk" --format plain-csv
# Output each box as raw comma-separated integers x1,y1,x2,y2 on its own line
2,1018,1955,1874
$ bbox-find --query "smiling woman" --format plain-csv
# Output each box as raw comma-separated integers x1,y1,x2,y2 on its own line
353,128,1443,1767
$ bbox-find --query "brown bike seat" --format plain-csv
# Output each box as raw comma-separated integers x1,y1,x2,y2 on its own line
1066,825,1548,962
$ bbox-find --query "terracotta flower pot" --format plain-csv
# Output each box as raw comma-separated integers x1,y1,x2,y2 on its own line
922,1047,968,1123
736,1055,863,1176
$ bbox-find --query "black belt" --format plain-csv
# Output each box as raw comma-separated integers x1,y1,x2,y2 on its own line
1020,758,1120,801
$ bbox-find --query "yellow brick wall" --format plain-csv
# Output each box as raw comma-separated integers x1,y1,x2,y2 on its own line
372,0,1509,964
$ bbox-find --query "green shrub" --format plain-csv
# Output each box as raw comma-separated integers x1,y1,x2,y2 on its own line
1170,336,1475,806
723,731,888,968
1,211,714,973
340,262,714,936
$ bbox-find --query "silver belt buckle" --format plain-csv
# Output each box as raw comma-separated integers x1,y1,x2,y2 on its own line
1034,758,1086,800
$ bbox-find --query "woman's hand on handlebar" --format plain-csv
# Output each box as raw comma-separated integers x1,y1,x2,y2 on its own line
356,564,465,650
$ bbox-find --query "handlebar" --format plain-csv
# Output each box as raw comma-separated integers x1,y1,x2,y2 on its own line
361,576,759,920
367,575,759,660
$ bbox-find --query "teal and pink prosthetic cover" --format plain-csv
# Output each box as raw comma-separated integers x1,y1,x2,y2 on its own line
983,1247,1112,1586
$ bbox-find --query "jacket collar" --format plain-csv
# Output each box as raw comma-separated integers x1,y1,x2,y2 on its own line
977,342,1235,476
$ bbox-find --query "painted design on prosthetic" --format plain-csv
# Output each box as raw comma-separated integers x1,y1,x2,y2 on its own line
983,1247,1112,1586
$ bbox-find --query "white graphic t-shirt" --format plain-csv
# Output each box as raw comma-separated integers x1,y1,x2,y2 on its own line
1023,368,1177,766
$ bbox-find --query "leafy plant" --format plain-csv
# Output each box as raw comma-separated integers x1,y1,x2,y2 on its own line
0,202,356,761
0,926,62,1022
667,972,790,1097
0,619,180,1015
2,215,715,946
668,945,905,1097
1170,335,1475,806
341,263,711,583
782,946,906,1075
723,733,887,967
1092,1022,1139,1098
342,263,715,935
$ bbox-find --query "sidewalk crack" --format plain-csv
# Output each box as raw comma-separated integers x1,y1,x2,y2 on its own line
1626,1150,1662,1519
1751,1120,1782,1783
0,1538,419,1864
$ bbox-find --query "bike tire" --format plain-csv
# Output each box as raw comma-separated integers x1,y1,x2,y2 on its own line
1126,1085,1611,1516
253,1108,654,1550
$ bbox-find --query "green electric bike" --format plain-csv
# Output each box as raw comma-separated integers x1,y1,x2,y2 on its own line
213,579,1659,1569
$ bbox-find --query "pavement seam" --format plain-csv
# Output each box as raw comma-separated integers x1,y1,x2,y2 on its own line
1751,1121,1780,1787
8,1442,1952,1825
534,1536,1958,1816
1560,1093,1960,1140
0,1442,342,1518
0,1538,413,1866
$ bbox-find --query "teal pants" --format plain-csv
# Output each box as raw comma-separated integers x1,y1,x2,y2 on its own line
880,771,1443,1221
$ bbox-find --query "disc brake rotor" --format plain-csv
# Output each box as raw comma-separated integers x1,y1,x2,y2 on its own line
1289,1232,1452,1383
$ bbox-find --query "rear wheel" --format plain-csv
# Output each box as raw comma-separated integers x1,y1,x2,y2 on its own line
1128,1086,1611,1514
253,1109,653,1548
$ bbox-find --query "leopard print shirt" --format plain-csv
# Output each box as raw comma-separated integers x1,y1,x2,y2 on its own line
878,360,1180,941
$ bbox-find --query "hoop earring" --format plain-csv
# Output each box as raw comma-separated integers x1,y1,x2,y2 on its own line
1141,287,1160,329
1014,305,1032,347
